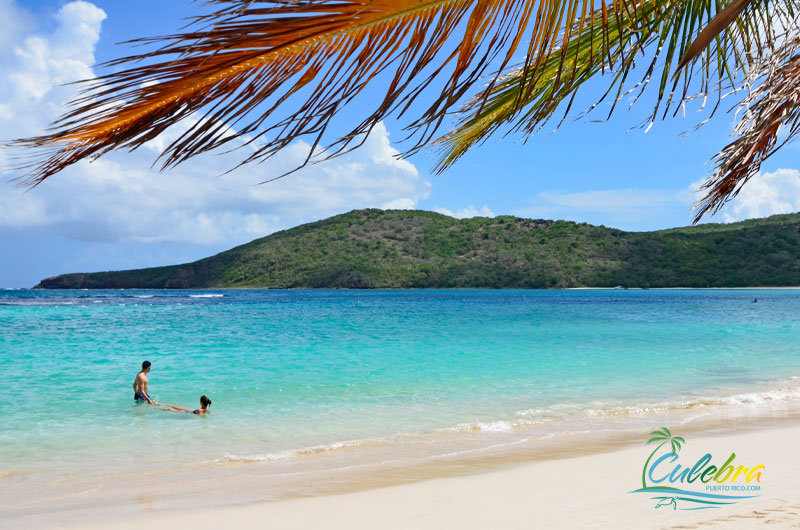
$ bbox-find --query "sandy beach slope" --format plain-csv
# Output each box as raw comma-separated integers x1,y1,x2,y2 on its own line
59,423,799,530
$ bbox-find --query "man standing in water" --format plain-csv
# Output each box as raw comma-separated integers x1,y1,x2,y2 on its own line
133,361,160,405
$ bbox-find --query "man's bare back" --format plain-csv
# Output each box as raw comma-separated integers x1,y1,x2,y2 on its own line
133,361,159,405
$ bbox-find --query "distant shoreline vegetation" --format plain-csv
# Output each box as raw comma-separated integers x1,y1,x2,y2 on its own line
34,209,800,290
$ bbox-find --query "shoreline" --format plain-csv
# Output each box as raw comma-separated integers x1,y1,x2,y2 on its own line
18,285,800,290
7,401,800,529
56,417,800,529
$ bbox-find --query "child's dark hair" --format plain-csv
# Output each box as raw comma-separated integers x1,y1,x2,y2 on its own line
200,395,212,408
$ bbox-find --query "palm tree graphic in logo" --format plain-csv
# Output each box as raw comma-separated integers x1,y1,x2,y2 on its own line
643,427,685,509
642,427,685,488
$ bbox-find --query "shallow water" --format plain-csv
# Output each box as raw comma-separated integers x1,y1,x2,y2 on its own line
1,289,799,508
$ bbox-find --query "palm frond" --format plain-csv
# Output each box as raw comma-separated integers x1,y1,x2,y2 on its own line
435,0,792,211
10,0,629,186
695,32,800,220
434,0,667,171
675,0,753,72
9,0,797,211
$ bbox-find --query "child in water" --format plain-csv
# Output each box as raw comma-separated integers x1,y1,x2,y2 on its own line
163,395,212,415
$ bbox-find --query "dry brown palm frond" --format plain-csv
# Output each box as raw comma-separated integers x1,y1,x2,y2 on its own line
8,0,635,186
694,32,800,221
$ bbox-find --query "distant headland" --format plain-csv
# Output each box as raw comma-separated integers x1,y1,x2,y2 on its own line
34,209,800,289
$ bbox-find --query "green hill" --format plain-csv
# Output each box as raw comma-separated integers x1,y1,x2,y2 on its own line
34,209,800,289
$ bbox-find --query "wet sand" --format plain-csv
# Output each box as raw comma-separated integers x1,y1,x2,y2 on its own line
6,407,798,530
65,422,799,530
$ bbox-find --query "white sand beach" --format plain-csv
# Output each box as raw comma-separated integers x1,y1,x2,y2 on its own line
38,422,797,530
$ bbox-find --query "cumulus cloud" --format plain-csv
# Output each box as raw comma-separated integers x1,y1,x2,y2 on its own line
0,1,430,247
695,169,800,223
434,205,495,219
3,1,103,115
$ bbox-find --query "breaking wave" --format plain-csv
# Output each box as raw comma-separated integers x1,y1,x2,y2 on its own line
202,379,800,467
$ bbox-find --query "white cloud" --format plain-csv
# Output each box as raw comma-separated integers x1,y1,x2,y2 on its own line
434,204,495,218
5,1,104,107
0,1,430,247
513,188,692,229
692,169,800,223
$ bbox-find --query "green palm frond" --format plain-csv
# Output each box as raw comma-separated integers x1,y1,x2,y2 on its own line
675,0,754,72
437,0,792,174
434,0,664,171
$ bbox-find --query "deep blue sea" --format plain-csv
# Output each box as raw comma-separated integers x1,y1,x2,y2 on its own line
2,289,799,507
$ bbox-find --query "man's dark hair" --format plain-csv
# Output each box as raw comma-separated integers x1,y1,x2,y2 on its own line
142,361,151,370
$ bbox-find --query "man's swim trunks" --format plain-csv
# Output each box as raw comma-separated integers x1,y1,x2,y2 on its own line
134,391,150,402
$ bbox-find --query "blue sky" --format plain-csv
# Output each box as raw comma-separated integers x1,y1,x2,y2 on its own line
1,0,799,287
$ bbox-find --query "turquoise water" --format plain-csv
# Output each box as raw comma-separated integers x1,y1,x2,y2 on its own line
2,289,800,507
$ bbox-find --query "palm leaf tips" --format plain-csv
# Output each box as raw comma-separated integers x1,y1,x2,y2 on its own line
6,0,798,223
8,0,566,185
